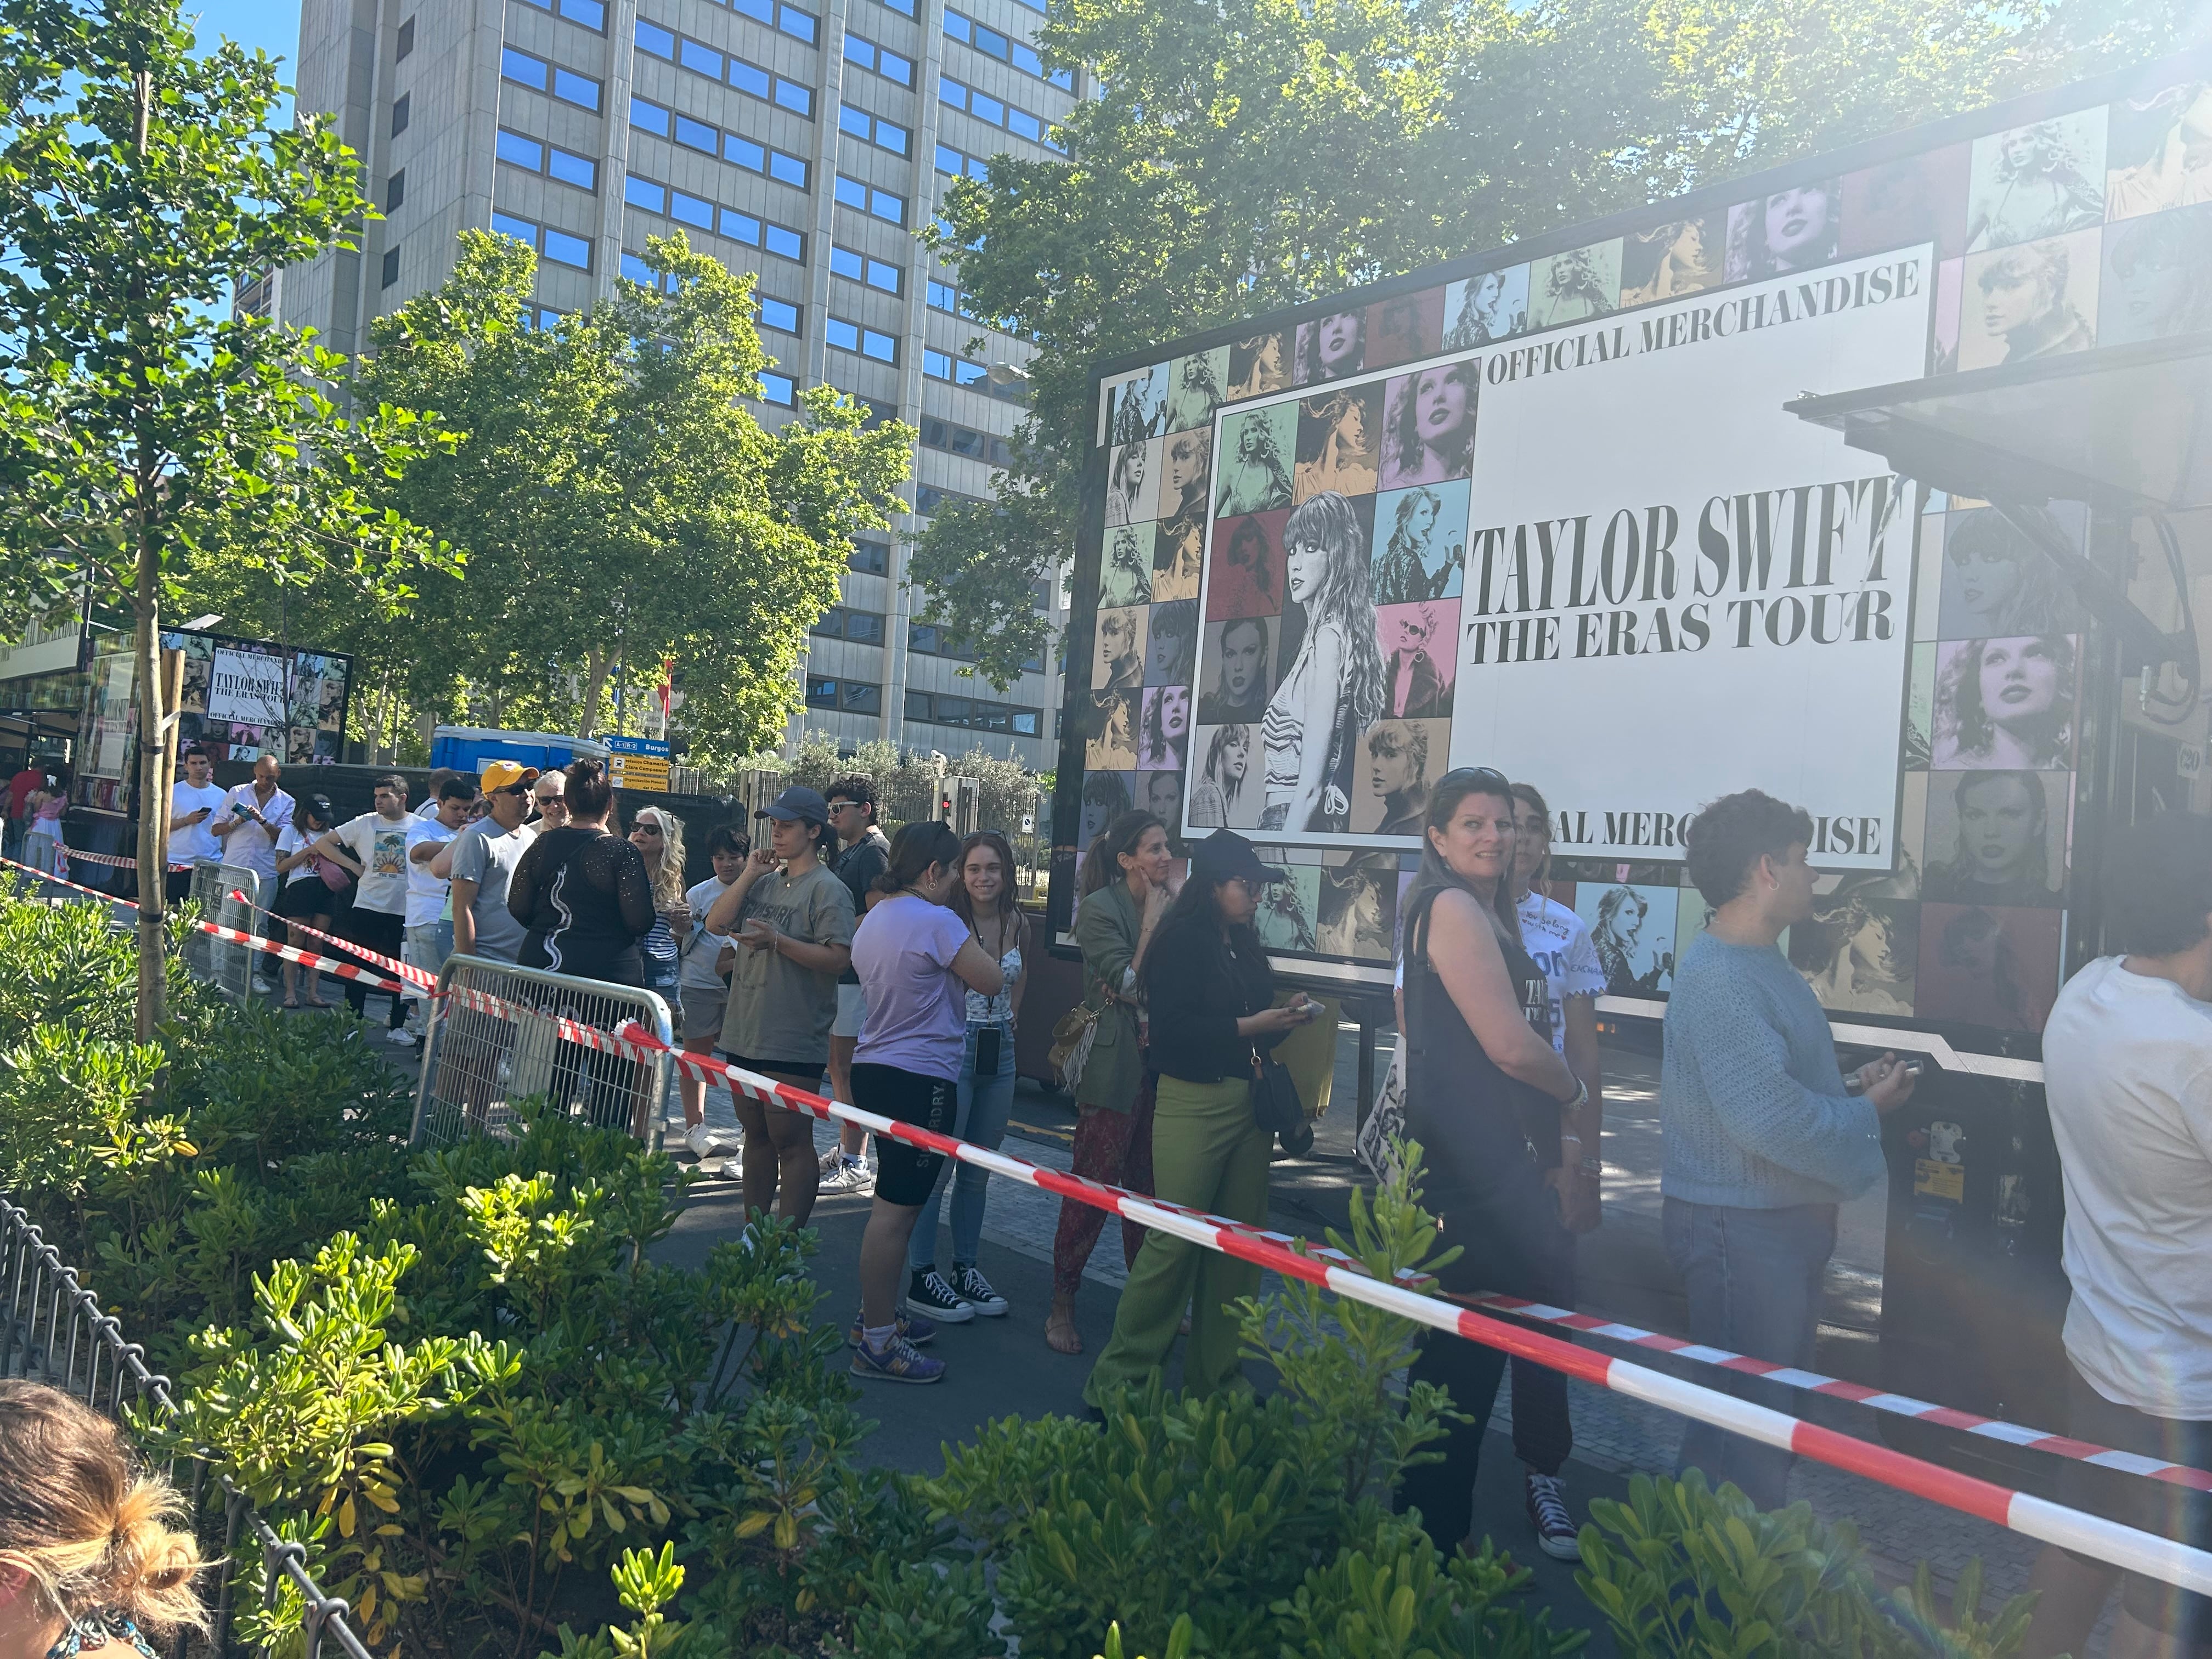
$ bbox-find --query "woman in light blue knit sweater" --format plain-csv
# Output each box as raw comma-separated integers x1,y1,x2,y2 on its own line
1662,789,1917,1509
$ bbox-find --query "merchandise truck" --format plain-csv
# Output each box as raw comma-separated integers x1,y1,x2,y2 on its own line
1048,46,2212,1476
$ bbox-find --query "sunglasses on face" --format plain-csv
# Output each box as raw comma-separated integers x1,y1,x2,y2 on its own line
634,824,663,836
496,783,530,797
535,794,566,806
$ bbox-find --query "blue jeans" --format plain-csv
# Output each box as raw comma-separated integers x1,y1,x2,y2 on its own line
1662,1197,1837,1511
907,1023,1017,1272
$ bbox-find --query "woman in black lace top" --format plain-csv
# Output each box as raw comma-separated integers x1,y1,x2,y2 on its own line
509,759,657,986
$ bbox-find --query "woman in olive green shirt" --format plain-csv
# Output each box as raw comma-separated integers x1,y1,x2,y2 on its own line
1046,810,1174,1355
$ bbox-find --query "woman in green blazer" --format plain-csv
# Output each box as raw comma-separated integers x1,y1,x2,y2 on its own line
1046,810,1173,1354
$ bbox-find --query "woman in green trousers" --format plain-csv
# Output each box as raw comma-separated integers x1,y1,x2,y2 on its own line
1084,830,1317,1407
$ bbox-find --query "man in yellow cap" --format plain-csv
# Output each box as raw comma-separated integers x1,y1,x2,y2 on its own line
432,761,540,964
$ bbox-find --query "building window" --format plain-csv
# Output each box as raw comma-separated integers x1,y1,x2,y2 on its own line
380,247,401,287
396,15,414,59
824,316,896,363
938,75,1060,152
492,209,593,271
758,294,800,334
625,172,806,261
639,20,809,115
629,99,810,191
905,689,1041,736
842,31,914,87
522,306,563,330
838,104,908,156
498,129,595,190
943,10,1073,89
807,675,882,715
922,348,989,387
758,370,796,405
619,251,681,292
385,169,405,211
813,606,887,645
828,244,901,294
921,415,1013,469
850,539,889,575
933,141,992,183
517,0,607,31
872,0,915,15
725,0,818,42
833,173,905,224
500,47,601,109
914,483,986,516
390,92,410,135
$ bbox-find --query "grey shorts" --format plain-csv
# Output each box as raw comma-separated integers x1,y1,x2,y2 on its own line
680,981,729,1046
831,982,866,1040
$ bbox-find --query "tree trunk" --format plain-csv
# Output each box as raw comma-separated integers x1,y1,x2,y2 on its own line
133,542,166,1040
575,647,608,740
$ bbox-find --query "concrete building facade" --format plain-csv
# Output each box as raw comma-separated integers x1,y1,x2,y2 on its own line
265,0,1072,767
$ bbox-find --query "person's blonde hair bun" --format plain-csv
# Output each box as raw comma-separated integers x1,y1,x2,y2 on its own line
0,1381,208,1637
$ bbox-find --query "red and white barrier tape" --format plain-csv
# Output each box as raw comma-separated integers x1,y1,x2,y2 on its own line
0,855,402,992
1463,1293,2212,1496
60,847,139,868
227,893,438,993
648,1041,2211,1595
417,986,2212,1561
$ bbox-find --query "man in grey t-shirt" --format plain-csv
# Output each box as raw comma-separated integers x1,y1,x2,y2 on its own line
438,761,539,963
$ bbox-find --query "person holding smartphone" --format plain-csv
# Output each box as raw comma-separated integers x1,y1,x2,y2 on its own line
166,748,226,901
1083,830,1314,1409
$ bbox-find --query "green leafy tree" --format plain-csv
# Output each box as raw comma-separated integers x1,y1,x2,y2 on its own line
0,0,455,1035
910,0,2190,676
317,228,913,764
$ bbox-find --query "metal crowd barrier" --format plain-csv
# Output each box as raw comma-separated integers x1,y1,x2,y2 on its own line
0,1195,370,1659
410,955,675,1151
208,865,264,1001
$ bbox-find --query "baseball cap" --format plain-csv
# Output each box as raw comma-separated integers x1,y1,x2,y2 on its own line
480,760,541,793
1189,829,1289,887
756,785,829,825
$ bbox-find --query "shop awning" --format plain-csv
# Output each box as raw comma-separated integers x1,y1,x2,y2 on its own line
1786,331,2212,514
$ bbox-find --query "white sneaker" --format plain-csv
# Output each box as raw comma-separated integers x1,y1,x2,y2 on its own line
819,1152,875,1193
387,1028,419,1048
685,1122,739,1160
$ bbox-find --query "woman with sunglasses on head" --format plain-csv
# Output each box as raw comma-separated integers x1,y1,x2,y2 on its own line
628,806,691,1008
904,831,1030,1323
1083,830,1317,1410
1390,768,1588,1561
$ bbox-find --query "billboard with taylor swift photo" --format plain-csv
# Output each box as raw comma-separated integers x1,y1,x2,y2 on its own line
1073,47,2212,1014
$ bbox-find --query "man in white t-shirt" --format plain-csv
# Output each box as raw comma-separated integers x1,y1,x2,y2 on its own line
312,774,415,1035
2025,812,2212,1659
211,754,294,890
166,748,227,902
212,755,295,989
394,775,477,1046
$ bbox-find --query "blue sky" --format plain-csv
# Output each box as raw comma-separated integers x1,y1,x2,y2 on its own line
187,0,300,64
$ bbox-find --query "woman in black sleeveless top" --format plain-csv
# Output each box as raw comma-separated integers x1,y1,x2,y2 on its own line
1393,768,1588,1556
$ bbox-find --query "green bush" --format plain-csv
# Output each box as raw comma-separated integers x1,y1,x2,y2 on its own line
918,1150,1586,1659
1577,1472,2038,1659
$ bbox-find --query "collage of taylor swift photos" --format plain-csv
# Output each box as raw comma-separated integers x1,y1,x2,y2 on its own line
1075,61,2212,1034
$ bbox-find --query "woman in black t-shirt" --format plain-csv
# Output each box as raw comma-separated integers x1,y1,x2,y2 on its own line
509,760,657,987
1392,768,1587,1558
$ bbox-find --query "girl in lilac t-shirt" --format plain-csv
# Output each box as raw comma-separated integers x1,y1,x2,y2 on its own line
845,823,1005,1385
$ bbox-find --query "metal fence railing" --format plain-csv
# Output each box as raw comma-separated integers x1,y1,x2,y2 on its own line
411,955,675,1151
208,865,264,1001
0,1195,370,1659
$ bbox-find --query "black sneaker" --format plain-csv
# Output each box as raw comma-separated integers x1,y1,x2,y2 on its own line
950,1262,1008,1317
905,1267,976,1323
1525,1470,1581,1562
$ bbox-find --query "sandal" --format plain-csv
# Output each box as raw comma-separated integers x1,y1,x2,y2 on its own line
282,996,300,1010
305,996,332,1009
1045,1310,1082,1356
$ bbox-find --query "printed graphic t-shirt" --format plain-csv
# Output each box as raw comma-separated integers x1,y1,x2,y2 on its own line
716,862,856,1066
1516,890,1607,1057
334,810,412,916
